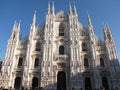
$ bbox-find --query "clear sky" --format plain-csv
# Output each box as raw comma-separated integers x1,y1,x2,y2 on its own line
0,0,120,61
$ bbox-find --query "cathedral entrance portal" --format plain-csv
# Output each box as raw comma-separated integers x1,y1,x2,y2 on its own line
102,77,109,90
57,71,66,90
85,77,92,90
14,77,21,89
32,77,38,90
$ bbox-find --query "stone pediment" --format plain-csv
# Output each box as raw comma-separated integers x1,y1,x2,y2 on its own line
55,10,68,20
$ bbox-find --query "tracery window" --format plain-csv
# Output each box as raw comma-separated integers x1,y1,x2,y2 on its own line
34,58,39,67
17,57,23,67
13,34,15,40
35,42,41,51
59,45,64,55
59,23,64,36
100,58,105,67
82,42,87,51
84,58,89,68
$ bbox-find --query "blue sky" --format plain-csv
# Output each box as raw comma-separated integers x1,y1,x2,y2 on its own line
0,0,120,61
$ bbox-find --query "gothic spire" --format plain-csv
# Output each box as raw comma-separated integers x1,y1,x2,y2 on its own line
87,12,95,40
87,12,92,27
10,20,20,40
12,20,20,32
51,1,55,15
31,11,36,26
103,23,113,41
47,1,51,15
12,20,17,30
17,20,21,31
73,2,77,15
69,2,72,15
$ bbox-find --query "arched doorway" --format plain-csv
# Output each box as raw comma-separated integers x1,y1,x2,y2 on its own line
57,71,66,90
102,77,109,90
85,77,92,90
32,77,38,90
14,77,21,89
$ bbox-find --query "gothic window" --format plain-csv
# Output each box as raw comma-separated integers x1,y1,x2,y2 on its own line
84,58,89,68
13,34,15,40
100,58,105,67
35,42,40,51
82,42,87,51
59,23,64,36
107,31,111,40
34,58,39,67
17,57,23,67
59,45,64,55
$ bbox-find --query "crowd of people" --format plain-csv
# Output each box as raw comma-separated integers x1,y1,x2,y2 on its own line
0,87,43,90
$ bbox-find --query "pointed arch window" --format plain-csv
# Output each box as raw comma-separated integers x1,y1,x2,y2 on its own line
59,23,64,36
35,42,41,51
84,58,89,68
13,34,15,40
82,42,87,51
17,57,23,68
107,31,111,40
100,58,105,67
34,58,39,67
59,45,64,55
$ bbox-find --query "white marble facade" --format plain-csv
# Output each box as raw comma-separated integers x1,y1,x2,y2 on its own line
0,2,120,90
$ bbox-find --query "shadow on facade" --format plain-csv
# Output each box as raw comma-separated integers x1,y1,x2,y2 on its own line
31,65,118,90
0,59,119,90
40,59,120,90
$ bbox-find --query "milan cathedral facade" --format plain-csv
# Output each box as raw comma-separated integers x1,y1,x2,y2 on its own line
0,2,120,90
